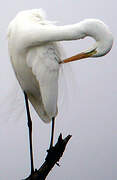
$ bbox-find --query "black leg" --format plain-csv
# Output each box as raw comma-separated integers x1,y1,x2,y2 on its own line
49,117,55,149
24,92,34,175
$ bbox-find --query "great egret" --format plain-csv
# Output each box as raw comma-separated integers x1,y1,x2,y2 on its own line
7,9,113,174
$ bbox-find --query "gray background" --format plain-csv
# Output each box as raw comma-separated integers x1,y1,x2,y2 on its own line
0,0,116,180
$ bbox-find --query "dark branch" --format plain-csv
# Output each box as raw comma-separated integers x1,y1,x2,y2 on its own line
23,134,72,180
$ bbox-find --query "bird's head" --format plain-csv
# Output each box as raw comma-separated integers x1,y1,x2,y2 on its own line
60,19,113,64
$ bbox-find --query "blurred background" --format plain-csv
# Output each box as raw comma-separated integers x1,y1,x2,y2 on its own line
0,0,116,179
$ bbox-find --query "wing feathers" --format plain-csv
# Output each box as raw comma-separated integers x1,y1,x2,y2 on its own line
26,43,61,122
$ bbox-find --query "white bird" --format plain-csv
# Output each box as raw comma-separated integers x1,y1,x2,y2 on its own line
7,9,113,174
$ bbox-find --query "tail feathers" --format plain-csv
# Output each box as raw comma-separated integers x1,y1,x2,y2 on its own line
27,93,56,123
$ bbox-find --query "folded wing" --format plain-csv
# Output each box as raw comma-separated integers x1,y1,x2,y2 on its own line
26,43,61,123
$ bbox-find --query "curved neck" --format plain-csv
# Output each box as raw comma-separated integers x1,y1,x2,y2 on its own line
15,17,113,53
37,19,106,42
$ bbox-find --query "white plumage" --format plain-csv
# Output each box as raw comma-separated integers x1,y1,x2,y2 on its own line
7,9,113,123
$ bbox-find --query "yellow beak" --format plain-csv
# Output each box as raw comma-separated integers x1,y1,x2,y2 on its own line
59,49,97,64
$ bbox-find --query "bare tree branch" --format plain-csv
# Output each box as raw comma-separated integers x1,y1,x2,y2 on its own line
23,134,72,180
